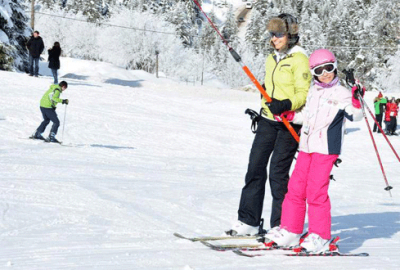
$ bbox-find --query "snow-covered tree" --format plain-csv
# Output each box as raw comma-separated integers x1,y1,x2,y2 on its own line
21,0,400,88
66,0,105,21
376,45,400,92
0,0,31,71
199,10,218,51
222,4,239,45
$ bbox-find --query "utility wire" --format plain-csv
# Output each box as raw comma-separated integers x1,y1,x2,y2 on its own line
36,11,185,36
35,12,398,51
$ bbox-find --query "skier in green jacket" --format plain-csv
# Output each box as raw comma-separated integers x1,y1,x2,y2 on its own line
373,92,387,133
31,81,69,143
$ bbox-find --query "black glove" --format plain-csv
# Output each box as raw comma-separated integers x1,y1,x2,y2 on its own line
62,99,69,105
266,98,292,115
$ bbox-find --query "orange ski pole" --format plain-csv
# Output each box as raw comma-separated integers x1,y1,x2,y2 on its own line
191,0,300,142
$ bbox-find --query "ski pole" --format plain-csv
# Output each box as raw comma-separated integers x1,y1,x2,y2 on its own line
61,105,67,143
358,93,393,196
343,69,393,195
191,0,300,143
358,96,400,163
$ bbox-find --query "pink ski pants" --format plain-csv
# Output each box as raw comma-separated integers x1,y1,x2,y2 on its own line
280,151,338,240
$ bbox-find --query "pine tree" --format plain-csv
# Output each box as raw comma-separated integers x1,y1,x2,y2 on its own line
222,5,239,45
63,0,108,21
199,10,217,51
182,0,202,24
377,44,400,91
165,1,194,46
0,0,30,71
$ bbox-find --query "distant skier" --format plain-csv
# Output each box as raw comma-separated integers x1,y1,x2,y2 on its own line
31,81,69,143
373,92,387,133
263,49,364,253
385,97,398,135
227,14,311,236
26,31,45,77
395,99,400,134
48,42,62,84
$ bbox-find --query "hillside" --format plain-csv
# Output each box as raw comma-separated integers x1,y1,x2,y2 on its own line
0,58,399,269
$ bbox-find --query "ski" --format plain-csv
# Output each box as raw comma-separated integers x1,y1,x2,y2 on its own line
201,240,298,251
200,241,267,251
44,141,62,145
233,250,267,257
199,231,308,251
23,138,88,148
27,136,45,141
231,236,369,257
44,138,62,144
286,252,369,257
173,232,260,242
233,250,369,257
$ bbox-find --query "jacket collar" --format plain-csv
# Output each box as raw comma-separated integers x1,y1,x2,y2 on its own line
274,45,308,62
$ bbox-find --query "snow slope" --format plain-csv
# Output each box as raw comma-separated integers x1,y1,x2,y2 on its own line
0,57,399,269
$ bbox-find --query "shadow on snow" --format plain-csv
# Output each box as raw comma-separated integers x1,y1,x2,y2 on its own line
104,78,144,88
89,144,135,150
329,211,400,252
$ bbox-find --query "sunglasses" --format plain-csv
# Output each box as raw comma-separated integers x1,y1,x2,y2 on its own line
269,32,286,38
312,63,337,76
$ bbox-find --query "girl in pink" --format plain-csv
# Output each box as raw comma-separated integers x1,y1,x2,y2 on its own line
264,49,364,253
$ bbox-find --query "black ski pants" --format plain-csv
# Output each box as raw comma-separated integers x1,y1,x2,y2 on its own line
37,107,60,135
389,116,397,133
238,117,301,228
373,114,383,132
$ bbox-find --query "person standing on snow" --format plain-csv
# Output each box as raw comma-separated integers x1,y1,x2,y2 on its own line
31,81,69,143
386,97,398,136
26,31,45,77
226,14,312,236
373,92,387,133
395,99,400,135
384,97,391,133
48,42,62,84
263,49,364,253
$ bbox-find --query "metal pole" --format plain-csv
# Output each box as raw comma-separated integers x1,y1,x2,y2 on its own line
359,94,393,196
359,95,400,162
31,0,35,29
61,105,67,143
155,51,159,78
201,50,204,86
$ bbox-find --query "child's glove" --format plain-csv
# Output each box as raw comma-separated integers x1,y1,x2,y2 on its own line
275,111,295,122
62,99,69,105
351,84,365,108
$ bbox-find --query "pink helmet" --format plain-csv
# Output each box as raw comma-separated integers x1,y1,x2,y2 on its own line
309,49,337,69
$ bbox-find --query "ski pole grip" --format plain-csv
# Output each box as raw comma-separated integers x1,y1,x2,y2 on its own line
229,48,242,62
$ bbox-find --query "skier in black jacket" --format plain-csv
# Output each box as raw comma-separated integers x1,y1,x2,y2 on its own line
26,31,45,77
48,42,62,84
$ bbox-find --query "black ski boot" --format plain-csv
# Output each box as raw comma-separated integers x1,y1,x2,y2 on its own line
45,132,61,144
30,131,45,140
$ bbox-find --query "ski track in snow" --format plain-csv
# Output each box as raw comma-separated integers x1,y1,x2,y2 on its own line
0,58,400,269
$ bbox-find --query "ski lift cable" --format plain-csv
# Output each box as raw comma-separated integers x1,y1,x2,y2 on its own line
35,11,186,36
35,12,398,51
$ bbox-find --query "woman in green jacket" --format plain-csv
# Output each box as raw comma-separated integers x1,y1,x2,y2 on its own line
227,14,312,236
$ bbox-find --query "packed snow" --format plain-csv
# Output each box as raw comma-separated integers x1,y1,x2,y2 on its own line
0,57,399,269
